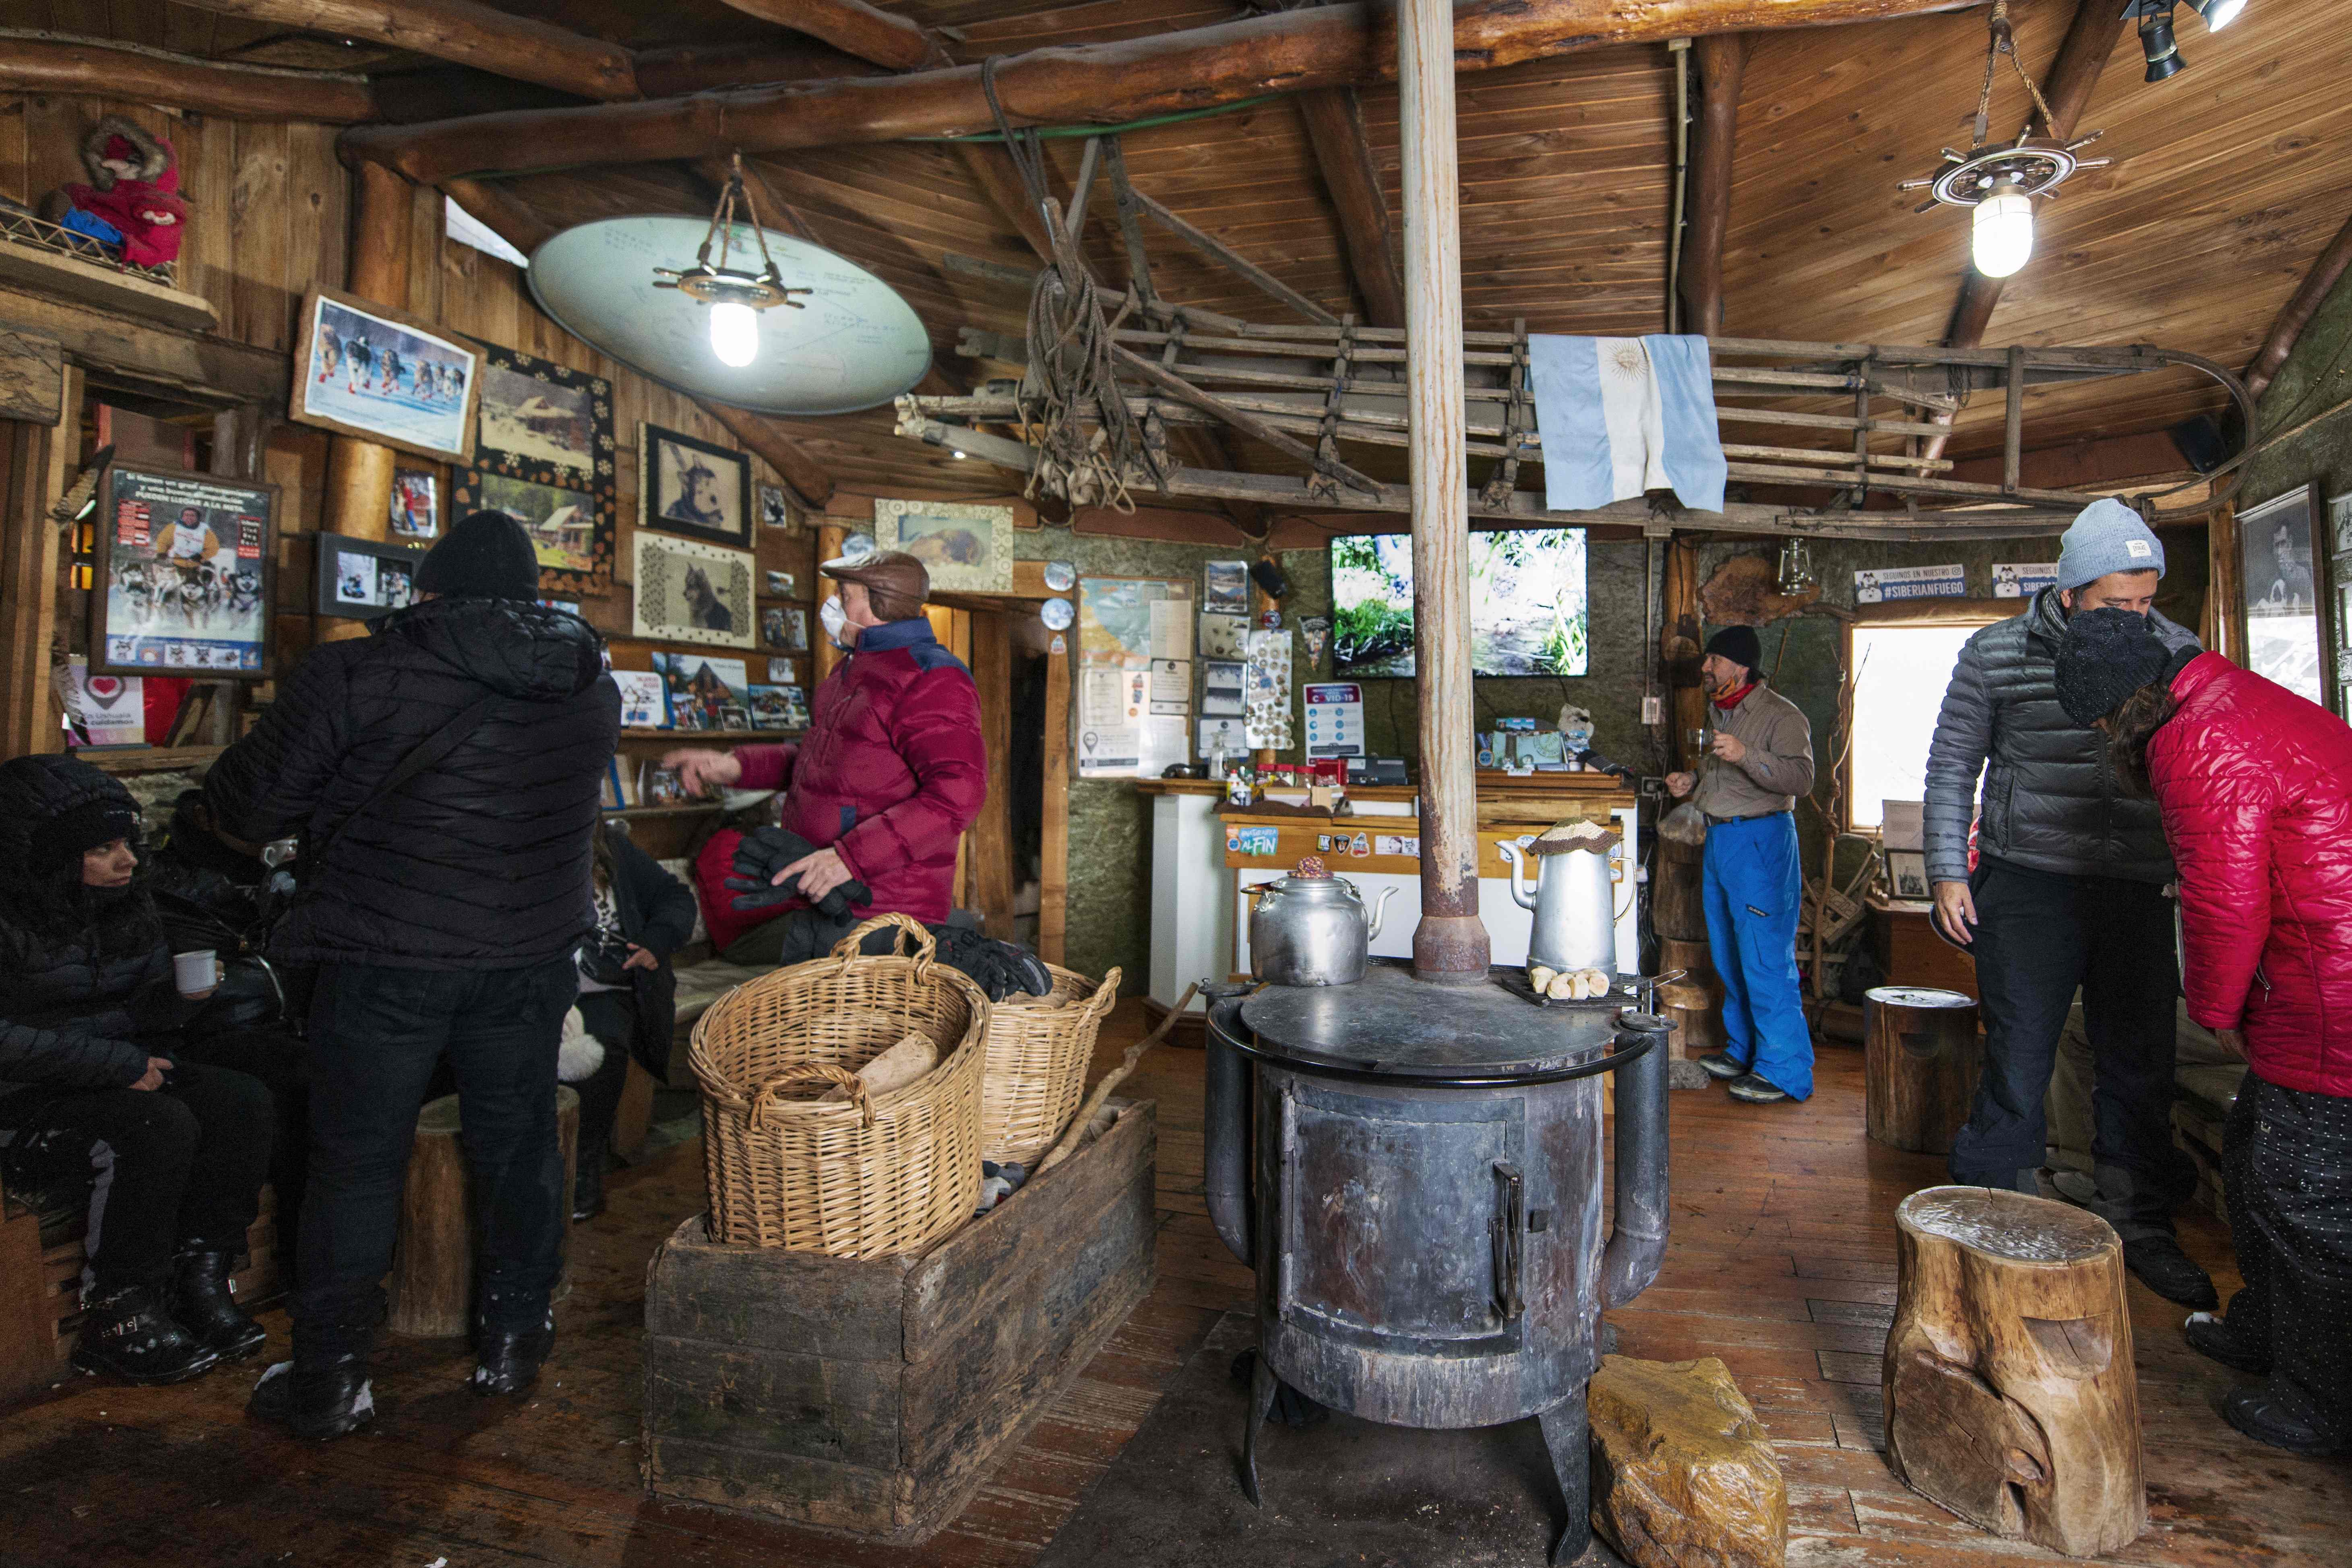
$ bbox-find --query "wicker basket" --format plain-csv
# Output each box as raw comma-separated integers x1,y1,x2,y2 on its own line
688,913,990,1257
980,964,1122,1165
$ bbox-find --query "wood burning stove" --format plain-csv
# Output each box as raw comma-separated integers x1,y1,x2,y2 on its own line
1205,965,1671,1565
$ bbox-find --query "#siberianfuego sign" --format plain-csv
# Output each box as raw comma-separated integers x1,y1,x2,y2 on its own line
1854,564,1966,604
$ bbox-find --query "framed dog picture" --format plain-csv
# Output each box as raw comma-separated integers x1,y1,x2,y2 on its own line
632,531,754,649
873,496,1014,593
316,535,427,621
290,287,480,465
90,464,276,678
467,344,616,595
2236,483,2326,709
641,422,751,547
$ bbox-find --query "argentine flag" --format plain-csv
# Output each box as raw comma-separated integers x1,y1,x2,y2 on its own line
1528,334,1726,515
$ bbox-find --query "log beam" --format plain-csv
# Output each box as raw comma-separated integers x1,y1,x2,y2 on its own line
714,0,941,73
163,0,638,101
1678,34,1746,336
343,0,1980,184
2243,208,2352,409
0,32,380,122
1296,87,1404,330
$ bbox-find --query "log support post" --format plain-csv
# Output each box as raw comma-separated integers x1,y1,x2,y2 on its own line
1678,34,1746,337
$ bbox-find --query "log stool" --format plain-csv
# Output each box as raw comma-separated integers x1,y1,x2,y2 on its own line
1655,837,1708,944
1864,987,1981,1154
1884,1186,2144,1559
388,1087,579,1338
1659,934,1726,1057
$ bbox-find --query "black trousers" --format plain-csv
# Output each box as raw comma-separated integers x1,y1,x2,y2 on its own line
0,1061,272,1295
1947,858,2195,1238
173,1026,309,1284
294,955,575,1359
571,988,636,1156
2219,1074,2352,1441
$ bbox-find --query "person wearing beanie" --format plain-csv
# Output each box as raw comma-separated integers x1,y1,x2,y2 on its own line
1920,496,2214,1311
204,507,620,1439
2055,608,2352,1456
1665,624,1817,1104
0,755,277,1388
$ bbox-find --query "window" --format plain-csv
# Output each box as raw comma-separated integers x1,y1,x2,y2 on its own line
445,195,528,267
1845,616,2003,830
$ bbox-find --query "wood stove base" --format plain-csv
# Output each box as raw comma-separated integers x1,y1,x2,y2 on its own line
640,1099,1156,1542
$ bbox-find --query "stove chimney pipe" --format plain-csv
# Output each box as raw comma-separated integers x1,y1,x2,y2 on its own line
1399,0,1489,984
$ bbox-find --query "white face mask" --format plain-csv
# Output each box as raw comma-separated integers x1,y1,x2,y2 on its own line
819,595,849,648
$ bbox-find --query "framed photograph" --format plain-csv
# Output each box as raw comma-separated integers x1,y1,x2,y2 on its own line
749,684,809,731
468,344,616,594
91,465,276,679
641,422,751,546
613,669,668,729
759,483,792,530
315,535,427,621
2330,489,2352,559
2237,484,2326,707
389,467,440,540
761,605,808,652
874,497,1014,593
763,570,795,597
632,531,754,648
765,657,797,684
1204,559,1251,616
653,651,750,733
290,287,479,464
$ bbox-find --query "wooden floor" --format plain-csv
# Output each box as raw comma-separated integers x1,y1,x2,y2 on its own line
0,1004,2342,1566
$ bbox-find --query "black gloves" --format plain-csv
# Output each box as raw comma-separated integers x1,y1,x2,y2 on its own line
725,826,871,918
928,923,1053,1002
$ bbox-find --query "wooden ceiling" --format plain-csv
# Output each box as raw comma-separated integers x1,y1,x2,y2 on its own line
8,0,2344,510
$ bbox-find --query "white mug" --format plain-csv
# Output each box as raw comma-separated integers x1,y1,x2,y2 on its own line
173,949,221,997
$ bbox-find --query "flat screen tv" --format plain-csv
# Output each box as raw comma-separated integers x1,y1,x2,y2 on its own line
1330,528,1588,678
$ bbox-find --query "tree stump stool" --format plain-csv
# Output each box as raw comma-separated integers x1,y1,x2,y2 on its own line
1659,934,1725,1056
1864,987,1981,1154
388,1087,579,1339
1655,838,1708,943
1884,1186,2144,1559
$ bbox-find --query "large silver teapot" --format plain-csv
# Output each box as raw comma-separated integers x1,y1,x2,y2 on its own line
1498,834,1618,978
1248,861,1397,987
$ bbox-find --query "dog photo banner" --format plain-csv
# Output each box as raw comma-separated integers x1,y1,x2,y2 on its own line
91,464,275,680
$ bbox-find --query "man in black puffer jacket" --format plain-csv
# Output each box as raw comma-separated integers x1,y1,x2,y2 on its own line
1922,498,2209,1309
207,511,619,1440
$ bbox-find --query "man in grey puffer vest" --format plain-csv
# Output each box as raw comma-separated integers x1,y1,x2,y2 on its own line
1923,498,2213,1309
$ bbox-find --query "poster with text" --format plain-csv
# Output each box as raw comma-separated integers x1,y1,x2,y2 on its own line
93,465,273,678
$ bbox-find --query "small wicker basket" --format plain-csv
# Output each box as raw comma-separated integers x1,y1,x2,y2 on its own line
980,964,1122,1166
688,913,989,1257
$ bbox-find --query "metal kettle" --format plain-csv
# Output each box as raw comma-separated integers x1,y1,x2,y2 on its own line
1248,862,1397,987
1498,838,1618,978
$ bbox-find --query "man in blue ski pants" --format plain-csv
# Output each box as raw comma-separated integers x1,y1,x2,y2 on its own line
1665,626,1817,1103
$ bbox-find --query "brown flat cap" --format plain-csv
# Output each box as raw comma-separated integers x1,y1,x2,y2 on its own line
819,548,928,607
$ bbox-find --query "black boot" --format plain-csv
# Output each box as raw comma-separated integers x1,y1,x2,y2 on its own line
2185,1310,2271,1375
571,1129,608,1223
471,1314,555,1397
174,1248,268,1361
71,1285,220,1386
2124,1233,2220,1310
2222,1385,2347,1457
248,1355,375,1441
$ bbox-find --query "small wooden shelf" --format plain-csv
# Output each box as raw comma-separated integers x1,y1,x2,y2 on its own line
605,804,721,819
81,744,228,775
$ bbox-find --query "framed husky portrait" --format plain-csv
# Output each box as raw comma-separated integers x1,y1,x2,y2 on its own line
641,422,751,547
632,531,754,649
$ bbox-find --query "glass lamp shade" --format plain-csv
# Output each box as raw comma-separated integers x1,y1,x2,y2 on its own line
2193,0,2245,30
1972,189,2036,279
708,301,761,367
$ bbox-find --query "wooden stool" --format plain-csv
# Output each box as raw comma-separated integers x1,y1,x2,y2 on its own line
1864,987,1981,1154
1655,837,1708,942
388,1087,579,1339
1885,1186,2144,1559
1659,934,1726,1057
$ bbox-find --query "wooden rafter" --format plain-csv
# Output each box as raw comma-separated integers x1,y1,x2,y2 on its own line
341,0,1983,184
1678,34,1746,336
0,31,381,121
2243,208,2352,409
712,0,943,72
1296,87,1405,330
162,0,639,100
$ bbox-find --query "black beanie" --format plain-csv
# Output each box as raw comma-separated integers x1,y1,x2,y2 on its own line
416,510,541,601
2054,606,2172,726
1704,624,1762,674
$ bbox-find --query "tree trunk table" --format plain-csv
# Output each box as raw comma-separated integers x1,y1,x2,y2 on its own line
1884,1186,2144,1558
1864,987,1981,1154
387,1087,579,1338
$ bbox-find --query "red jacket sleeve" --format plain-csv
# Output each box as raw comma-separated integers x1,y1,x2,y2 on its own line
833,667,986,883
2152,727,2276,1031
732,743,798,791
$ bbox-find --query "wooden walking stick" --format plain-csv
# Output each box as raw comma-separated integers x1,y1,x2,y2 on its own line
1036,982,1199,1172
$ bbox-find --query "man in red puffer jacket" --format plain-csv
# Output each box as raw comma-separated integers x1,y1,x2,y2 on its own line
666,551,985,959
2057,607,2352,1457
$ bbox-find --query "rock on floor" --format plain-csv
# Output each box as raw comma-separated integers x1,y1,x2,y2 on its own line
1587,1353,1786,1568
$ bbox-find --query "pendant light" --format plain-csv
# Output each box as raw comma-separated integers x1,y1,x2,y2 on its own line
652,153,810,370
1971,176,2037,278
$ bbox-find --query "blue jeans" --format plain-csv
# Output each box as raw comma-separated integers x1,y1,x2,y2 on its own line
1701,812,1812,1099
294,956,575,1358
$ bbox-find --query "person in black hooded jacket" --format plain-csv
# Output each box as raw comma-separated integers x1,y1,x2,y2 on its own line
205,511,620,1440
0,756,274,1386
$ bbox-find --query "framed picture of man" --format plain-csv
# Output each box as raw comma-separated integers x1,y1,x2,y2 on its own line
2236,484,2327,709
89,464,276,678
641,422,751,547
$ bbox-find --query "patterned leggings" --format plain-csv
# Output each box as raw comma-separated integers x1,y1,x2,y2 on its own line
2220,1073,2352,1440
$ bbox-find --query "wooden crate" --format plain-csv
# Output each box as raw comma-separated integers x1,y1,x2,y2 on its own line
641,1097,1157,1541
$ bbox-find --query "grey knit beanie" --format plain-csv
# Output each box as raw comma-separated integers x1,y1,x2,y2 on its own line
2056,498,2164,591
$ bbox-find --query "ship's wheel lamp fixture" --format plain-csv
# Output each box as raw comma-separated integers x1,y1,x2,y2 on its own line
1775,538,1817,597
2123,1,2247,83
1897,3,2108,281
653,154,811,368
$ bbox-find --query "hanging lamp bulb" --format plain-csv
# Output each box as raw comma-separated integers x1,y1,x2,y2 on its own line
1972,177,2035,278
709,301,760,367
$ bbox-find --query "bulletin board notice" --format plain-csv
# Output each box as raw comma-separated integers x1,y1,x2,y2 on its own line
1075,576,1194,779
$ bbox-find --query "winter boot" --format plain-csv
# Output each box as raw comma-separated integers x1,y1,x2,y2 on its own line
570,1128,609,1223
174,1247,268,1361
248,1355,375,1441
471,1312,555,1397
71,1285,221,1385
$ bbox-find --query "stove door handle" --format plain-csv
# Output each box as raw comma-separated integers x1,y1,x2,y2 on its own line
1491,1161,1526,1320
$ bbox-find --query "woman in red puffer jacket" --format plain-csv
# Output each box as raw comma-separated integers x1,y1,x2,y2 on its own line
2057,607,2352,1458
